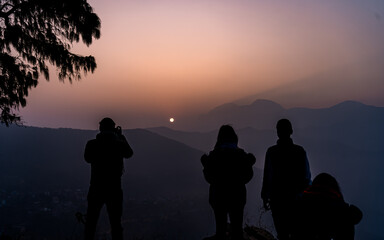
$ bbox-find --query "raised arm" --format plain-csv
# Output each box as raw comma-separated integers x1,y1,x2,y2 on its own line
119,135,133,159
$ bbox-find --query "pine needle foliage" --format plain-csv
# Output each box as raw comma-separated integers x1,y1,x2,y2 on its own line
0,0,100,125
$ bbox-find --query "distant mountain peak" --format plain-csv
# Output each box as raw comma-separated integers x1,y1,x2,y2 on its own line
252,99,278,104
331,100,369,109
210,102,238,113
250,99,284,109
209,99,284,117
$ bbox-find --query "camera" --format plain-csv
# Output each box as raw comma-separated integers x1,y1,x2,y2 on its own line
115,126,122,135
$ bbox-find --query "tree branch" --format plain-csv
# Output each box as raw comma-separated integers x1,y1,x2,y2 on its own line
0,2,14,12
0,2,15,17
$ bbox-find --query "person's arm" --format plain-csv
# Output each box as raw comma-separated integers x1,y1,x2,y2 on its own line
201,153,215,184
348,204,363,225
119,135,133,159
242,153,256,184
261,150,272,209
303,150,311,186
84,140,94,163
247,153,256,165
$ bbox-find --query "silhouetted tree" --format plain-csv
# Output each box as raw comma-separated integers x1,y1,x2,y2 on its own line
0,0,100,125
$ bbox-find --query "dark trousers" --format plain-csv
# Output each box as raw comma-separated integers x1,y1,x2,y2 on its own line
270,200,294,240
334,225,355,240
84,186,123,240
292,225,355,240
212,204,245,240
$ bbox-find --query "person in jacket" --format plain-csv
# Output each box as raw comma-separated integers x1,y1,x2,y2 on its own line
201,125,256,240
84,117,133,240
292,173,363,240
261,119,311,240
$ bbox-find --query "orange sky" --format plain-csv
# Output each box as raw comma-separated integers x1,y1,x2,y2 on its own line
19,0,384,129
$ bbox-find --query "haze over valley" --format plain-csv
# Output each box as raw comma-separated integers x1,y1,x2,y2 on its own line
1,100,383,239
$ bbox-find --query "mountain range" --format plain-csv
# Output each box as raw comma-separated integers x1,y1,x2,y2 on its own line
0,99,383,239
174,99,384,132
151,99,384,240
234,55,384,108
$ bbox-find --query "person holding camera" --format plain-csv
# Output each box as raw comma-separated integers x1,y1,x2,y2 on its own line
84,117,133,240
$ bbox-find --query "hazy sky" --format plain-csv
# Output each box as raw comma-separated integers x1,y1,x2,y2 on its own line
19,0,384,129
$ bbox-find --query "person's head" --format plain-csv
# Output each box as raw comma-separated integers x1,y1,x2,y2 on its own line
215,125,238,148
313,173,342,195
276,118,293,139
99,117,116,132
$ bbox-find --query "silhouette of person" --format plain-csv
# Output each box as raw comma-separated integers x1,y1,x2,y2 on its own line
292,173,363,240
84,118,133,240
261,119,311,240
201,125,256,240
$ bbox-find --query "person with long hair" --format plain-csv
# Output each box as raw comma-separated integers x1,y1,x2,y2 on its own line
293,173,363,240
201,125,256,240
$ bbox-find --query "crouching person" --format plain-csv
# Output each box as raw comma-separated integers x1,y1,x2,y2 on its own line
293,173,362,240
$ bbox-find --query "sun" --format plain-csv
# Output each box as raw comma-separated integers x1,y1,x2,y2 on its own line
169,117,175,123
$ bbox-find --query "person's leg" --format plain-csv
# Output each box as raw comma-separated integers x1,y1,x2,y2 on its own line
228,204,244,240
212,205,228,239
106,188,123,240
333,224,355,240
270,202,291,240
85,189,104,240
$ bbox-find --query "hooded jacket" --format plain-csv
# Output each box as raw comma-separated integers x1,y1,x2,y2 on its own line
201,144,256,206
